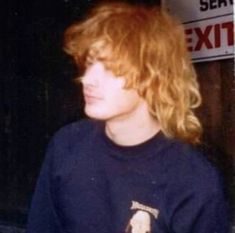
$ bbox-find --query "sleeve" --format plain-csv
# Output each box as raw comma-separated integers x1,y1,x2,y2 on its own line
163,162,230,233
167,189,229,233
26,138,62,233
189,192,229,233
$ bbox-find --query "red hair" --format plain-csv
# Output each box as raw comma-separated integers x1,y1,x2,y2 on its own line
63,2,202,144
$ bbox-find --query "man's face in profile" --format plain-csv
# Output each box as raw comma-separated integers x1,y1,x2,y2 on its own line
81,60,145,122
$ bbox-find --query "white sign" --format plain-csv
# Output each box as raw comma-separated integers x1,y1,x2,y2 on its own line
163,0,234,62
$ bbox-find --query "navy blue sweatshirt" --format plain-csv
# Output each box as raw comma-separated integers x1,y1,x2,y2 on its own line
27,120,229,233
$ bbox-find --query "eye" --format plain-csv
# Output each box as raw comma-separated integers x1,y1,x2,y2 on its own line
85,59,93,68
85,54,96,68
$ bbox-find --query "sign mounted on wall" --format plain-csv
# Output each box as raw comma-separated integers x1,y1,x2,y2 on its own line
162,0,234,62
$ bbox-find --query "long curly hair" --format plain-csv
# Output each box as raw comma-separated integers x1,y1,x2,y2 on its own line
63,2,202,144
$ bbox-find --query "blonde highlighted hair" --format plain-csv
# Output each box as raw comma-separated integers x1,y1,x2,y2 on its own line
63,2,202,144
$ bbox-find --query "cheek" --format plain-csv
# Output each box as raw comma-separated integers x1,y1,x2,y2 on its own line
107,88,141,111
103,77,134,101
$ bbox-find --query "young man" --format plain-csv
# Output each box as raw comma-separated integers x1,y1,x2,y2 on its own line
27,2,229,233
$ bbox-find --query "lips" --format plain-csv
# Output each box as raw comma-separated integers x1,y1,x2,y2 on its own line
83,92,103,104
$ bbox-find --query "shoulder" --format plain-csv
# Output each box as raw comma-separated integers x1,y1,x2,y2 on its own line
52,118,98,142
42,119,103,180
163,140,224,198
161,140,229,232
46,119,100,163
48,118,103,151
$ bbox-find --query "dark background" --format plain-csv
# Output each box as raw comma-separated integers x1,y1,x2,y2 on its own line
1,0,234,231
1,0,89,227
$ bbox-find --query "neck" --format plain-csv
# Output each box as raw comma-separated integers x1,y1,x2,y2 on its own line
105,105,161,146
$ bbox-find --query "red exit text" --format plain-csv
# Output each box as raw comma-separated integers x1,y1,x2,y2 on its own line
185,21,234,51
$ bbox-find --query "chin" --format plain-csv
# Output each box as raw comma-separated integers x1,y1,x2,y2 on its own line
85,107,110,121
